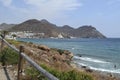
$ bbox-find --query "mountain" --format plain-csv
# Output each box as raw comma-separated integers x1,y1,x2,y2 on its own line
9,19,60,37
0,23,15,30
8,19,106,38
70,25,106,38
59,25,74,33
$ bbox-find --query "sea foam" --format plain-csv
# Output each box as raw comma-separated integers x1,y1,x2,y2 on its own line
75,61,120,74
89,66,120,74
74,56,109,63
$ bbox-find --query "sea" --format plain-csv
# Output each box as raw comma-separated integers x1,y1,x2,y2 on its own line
17,38,120,74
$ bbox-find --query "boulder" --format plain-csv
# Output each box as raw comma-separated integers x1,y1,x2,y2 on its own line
85,68,93,73
37,45,50,51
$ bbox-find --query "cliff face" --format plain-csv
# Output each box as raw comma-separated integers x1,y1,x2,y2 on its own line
7,19,106,38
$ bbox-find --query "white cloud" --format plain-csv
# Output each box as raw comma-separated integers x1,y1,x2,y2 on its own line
0,0,82,22
24,0,81,10
0,0,12,7
23,0,82,20
23,0,81,16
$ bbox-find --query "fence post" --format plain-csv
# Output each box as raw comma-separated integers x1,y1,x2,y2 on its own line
17,45,24,80
1,31,6,66
1,31,5,51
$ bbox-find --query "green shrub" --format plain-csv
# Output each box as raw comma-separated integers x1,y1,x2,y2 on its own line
57,49,64,55
0,47,19,65
25,67,47,80
7,39,21,46
25,64,93,80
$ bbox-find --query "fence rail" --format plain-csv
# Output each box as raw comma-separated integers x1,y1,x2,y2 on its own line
0,33,59,80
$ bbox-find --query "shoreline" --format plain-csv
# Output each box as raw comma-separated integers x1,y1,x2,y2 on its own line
72,60,120,80
11,39,120,80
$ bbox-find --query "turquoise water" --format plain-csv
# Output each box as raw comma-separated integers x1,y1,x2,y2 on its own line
17,38,120,74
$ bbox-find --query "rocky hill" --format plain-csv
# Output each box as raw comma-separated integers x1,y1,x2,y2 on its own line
8,19,59,37
0,23,15,30
70,26,106,38
8,19,106,38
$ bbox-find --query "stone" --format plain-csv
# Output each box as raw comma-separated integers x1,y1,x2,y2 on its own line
85,68,93,73
37,45,50,51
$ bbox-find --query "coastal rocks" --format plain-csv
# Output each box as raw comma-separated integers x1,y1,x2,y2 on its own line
57,49,74,60
85,68,93,73
26,42,50,52
41,54,50,63
81,66,87,68
23,43,74,71
37,45,50,51
52,54,60,61
70,63,77,69
63,50,74,59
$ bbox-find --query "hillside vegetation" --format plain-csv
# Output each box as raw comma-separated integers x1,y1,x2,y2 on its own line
0,40,94,80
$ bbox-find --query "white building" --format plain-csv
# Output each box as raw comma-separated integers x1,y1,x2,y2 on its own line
58,33,64,38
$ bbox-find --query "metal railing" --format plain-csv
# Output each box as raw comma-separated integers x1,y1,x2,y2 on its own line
0,32,59,80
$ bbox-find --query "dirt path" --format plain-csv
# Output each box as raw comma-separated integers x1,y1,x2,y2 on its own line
0,68,8,80
0,65,14,80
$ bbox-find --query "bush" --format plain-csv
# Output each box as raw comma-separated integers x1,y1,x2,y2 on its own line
7,39,21,46
0,47,19,65
57,49,64,55
25,67,47,80
25,64,93,80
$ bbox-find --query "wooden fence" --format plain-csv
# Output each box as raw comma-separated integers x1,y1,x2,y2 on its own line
0,32,58,80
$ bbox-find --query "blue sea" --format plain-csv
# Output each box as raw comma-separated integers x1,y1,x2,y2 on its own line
17,38,120,74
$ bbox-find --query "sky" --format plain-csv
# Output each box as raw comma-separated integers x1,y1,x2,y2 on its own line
0,0,120,38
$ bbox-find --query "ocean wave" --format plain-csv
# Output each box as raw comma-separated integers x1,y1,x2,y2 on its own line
74,56,109,63
75,61,120,74
75,62,88,66
89,66,120,74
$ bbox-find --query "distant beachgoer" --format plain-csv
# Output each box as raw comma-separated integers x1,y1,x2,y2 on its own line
114,65,116,68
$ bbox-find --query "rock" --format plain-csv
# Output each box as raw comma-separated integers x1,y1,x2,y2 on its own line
52,55,59,61
61,50,74,60
44,58,50,63
68,52,74,59
41,54,48,58
82,66,87,68
79,55,82,57
76,54,82,57
22,72,26,76
13,71,17,76
85,68,93,73
37,45,50,51
70,63,77,68
22,42,75,71
7,65,13,68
